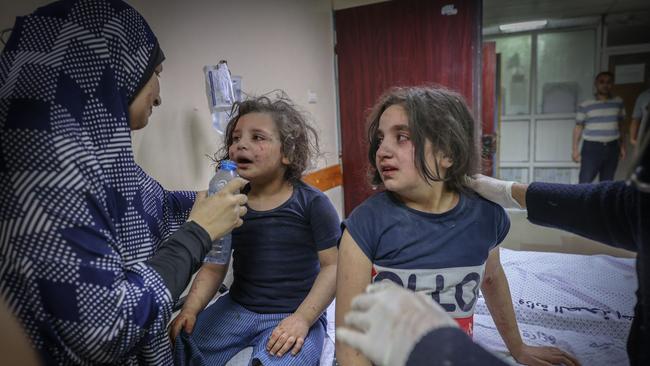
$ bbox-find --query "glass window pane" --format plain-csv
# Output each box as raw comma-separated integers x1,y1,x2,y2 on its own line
534,119,574,162
495,35,532,116
500,121,530,162
533,168,579,184
499,168,529,183
536,30,596,114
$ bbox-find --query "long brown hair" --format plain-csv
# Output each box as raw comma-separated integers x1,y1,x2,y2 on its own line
367,86,479,192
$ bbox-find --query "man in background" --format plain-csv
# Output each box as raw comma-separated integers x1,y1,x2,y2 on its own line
572,71,626,183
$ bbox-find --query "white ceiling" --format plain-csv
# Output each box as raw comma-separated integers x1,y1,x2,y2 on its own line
483,0,650,27
332,0,650,28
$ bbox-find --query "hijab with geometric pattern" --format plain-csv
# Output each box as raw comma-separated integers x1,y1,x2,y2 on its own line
0,0,193,364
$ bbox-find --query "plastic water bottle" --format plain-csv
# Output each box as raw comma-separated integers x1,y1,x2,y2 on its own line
204,160,238,264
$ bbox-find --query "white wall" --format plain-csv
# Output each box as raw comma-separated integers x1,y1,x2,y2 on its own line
501,209,635,257
1,0,344,218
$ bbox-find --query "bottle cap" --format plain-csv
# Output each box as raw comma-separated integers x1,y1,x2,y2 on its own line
219,160,237,171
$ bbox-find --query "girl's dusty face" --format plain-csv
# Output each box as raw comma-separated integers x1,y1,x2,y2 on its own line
374,104,452,195
228,112,289,183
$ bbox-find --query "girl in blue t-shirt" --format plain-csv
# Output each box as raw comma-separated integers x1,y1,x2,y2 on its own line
336,86,580,366
171,95,341,365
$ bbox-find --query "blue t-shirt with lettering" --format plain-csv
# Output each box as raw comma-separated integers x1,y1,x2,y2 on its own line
229,181,341,314
343,191,510,334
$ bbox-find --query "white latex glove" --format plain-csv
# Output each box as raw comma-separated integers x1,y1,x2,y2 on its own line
468,174,522,209
336,281,458,366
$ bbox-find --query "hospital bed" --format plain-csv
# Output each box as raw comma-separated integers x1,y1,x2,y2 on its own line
474,248,636,365
220,246,635,366
175,209,637,366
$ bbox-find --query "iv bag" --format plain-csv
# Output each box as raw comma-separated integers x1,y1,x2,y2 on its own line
204,62,235,134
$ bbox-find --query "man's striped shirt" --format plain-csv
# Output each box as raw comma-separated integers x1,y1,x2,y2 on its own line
576,97,625,142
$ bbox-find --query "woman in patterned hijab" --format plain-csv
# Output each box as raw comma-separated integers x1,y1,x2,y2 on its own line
0,0,247,364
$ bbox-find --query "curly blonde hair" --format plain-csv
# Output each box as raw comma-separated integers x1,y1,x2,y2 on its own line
217,93,319,182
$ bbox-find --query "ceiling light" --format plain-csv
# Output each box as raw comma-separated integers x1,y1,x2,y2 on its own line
499,20,548,33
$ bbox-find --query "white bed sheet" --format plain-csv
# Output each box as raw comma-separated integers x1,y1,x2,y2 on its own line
474,248,637,365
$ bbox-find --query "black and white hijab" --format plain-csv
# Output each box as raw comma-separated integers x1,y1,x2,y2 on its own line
0,0,193,364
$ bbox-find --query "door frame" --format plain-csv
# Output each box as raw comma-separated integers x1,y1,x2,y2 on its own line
602,44,650,69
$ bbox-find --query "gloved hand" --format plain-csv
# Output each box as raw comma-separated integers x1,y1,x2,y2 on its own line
336,281,458,366
468,174,522,209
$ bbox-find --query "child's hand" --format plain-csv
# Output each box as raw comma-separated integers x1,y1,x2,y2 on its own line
511,344,580,366
168,311,197,346
266,313,310,357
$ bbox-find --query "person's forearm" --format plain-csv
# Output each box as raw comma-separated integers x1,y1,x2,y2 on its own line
481,266,524,354
294,263,336,325
336,232,373,366
146,221,211,300
511,183,529,209
630,119,640,144
181,263,227,315
336,309,372,366
526,181,639,252
572,125,583,152
336,296,373,366
619,120,626,145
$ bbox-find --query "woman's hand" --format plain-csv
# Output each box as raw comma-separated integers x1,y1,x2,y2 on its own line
266,313,310,357
188,178,248,240
468,174,525,209
168,311,197,346
337,281,457,366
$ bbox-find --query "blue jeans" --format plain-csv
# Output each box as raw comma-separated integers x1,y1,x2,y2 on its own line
579,140,619,183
